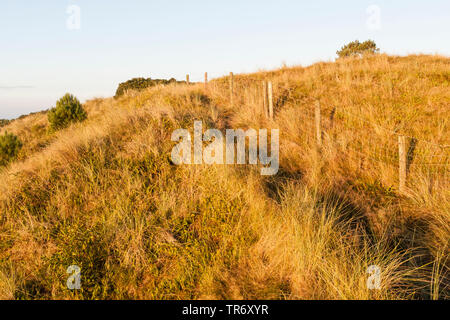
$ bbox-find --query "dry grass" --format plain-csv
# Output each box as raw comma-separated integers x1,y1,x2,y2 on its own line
0,54,448,300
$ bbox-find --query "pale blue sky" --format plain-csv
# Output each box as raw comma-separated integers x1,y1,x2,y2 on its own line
1,0,449,119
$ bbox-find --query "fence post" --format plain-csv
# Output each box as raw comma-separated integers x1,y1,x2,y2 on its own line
186,74,190,85
204,72,208,88
398,135,407,193
315,101,322,146
229,72,234,106
329,107,336,129
263,81,268,118
268,81,274,120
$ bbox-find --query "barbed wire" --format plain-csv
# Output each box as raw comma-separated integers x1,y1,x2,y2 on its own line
333,108,450,148
223,76,450,149
210,76,450,172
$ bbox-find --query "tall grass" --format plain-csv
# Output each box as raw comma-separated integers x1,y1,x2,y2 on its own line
0,54,448,299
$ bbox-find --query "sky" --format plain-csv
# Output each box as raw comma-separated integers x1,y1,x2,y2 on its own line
1,0,449,119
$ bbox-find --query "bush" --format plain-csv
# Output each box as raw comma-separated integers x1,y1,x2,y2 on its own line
0,131,22,166
48,94,87,131
0,119,10,128
337,40,380,58
114,77,181,98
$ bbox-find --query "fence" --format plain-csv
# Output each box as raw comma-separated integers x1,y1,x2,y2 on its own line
186,72,449,195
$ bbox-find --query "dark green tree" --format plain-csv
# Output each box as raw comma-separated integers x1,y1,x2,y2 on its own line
115,77,185,98
0,119,10,128
0,131,22,166
48,94,87,131
337,40,380,58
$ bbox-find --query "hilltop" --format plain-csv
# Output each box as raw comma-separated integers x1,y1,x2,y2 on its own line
0,54,448,299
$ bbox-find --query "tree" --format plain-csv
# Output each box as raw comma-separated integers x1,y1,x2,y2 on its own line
0,119,10,128
0,131,22,166
48,93,87,131
337,40,380,58
115,77,185,98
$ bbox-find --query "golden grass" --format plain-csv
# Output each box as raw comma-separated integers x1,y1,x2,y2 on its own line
0,54,448,299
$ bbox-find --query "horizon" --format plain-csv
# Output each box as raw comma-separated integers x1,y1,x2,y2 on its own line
1,0,450,119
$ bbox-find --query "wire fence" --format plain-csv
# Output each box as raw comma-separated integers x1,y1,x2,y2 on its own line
200,72,449,194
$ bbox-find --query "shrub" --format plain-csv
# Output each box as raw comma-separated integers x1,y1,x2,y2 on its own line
0,119,10,128
0,131,22,166
114,77,181,98
48,94,87,131
337,40,380,58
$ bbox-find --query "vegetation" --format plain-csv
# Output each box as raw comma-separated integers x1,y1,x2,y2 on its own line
48,94,87,131
115,77,183,98
337,40,380,58
0,131,22,167
0,120,10,128
0,54,448,300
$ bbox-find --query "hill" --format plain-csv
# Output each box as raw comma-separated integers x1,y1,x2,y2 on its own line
0,54,448,299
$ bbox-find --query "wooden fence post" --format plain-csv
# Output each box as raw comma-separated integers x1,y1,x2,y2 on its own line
229,72,234,106
268,81,274,120
329,107,336,129
186,74,190,85
204,72,208,88
398,135,407,193
263,81,268,118
315,101,322,146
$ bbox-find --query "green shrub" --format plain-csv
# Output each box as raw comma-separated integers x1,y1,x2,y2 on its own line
0,119,10,128
337,40,380,58
115,77,181,98
48,94,87,131
0,131,22,166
